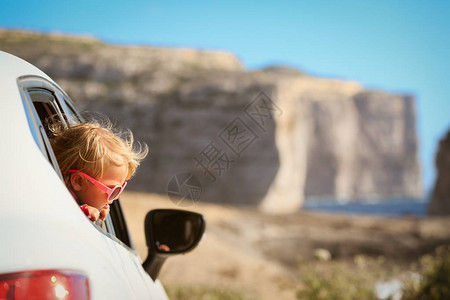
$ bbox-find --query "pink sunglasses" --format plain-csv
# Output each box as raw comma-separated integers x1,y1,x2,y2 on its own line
65,170,127,203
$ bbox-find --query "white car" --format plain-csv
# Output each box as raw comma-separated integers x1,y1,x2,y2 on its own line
0,51,205,300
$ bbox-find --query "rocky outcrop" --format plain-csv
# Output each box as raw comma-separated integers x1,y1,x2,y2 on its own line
0,30,423,213
259,77,422,212
428,130,450,215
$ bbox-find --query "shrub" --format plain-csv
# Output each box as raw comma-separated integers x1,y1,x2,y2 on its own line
165,284,255,300
296,256,390,300
402,245,450,300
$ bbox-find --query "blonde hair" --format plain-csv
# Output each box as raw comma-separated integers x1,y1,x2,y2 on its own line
49,120,148,183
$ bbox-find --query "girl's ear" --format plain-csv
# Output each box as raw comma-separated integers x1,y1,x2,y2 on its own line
70,173,85,191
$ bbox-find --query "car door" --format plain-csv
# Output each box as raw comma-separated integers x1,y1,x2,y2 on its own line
17,75,168,299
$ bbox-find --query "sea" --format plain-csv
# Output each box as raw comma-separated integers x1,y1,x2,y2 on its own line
303,197,429,218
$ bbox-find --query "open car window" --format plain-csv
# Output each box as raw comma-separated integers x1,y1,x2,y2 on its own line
19,83,65,177
17,76,134,250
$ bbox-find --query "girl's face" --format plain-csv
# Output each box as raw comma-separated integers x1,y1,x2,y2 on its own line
74,164,128,210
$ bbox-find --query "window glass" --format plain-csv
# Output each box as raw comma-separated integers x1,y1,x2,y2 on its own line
25,89,65,178
18,77,132,248
29,89,66,126
55,90,83,124
20,93,41,148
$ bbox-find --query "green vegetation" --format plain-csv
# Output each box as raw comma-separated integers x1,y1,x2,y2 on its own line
296,246,450,300
296,255,391,300
402,246,450,300
165,285,256,300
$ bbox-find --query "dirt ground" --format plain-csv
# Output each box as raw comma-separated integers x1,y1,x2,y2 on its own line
120,191,450,300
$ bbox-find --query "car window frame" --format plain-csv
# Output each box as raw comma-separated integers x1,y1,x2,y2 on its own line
18,78,65,178
17,75,137,253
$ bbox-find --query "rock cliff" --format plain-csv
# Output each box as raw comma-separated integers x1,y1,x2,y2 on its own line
428,130,450,215
0,30,423,213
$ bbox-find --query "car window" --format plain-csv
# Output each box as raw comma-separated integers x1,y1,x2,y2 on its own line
19,87,64,175
29,89,66,135
18,76,135,250
57,92,82,125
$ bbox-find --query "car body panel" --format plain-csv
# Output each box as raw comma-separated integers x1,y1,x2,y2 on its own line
0,51,169,299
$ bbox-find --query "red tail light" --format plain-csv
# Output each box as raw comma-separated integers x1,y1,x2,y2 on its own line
0,269,90,300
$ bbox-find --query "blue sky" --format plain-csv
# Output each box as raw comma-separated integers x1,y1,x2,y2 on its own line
1,0,449,194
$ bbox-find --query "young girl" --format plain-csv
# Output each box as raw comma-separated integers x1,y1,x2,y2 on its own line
50,120,148,222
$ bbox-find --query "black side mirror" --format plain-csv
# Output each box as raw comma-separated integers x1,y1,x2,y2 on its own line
142,209,206,280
